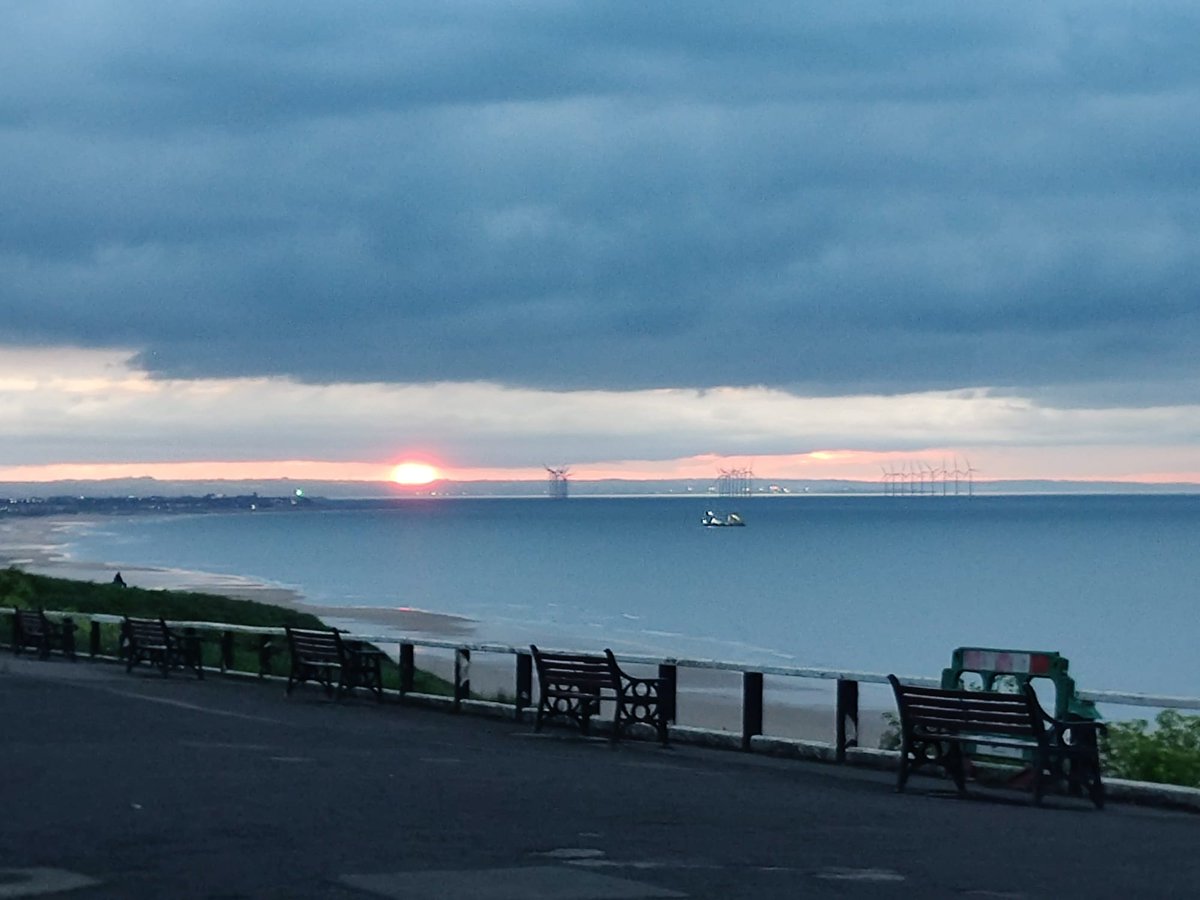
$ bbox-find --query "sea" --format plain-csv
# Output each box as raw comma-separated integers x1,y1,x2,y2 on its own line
51,494,1200,702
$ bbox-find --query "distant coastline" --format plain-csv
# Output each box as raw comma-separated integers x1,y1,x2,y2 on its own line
3,476,1199,505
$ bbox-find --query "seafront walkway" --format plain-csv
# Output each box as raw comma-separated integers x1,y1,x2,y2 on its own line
3,655,1200,899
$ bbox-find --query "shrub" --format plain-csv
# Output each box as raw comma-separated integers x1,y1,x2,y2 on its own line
1101,711,1200,789
878,712,901,751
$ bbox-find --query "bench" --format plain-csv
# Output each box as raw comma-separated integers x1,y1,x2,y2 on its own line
284,626,384,701
888,674,1106,808
530,645,668,745
12,608,77,660
122,616,205,678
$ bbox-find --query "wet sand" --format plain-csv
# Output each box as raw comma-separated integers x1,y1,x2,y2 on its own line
1,514,890,746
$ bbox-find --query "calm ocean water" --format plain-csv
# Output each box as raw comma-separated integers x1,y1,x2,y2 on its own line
59,495,1200,697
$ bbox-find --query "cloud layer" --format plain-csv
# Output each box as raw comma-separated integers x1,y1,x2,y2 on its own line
2,350,1198,484
5,2,1199,401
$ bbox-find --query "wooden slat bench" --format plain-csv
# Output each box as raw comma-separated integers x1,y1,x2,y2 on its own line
530,645,668,745
284,626,384,701
122,616,205,678
888,674,1106,808
12,608,77,660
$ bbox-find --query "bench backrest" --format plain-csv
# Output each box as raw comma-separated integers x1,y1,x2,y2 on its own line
530,645,616,693
889,674,1044,739
123,616,170,647
285,626,344,663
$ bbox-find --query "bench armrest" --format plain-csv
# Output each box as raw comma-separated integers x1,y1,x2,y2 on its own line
344,642,385,656
617,671,662,691
1044,713,1107,746
609,667,663,705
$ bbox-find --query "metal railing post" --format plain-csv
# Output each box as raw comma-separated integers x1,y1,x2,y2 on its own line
454,648,470,711
257,635,274,677
220,630,235,672
835,678,859,763
516,651,532,720
399,643,415,695
742,672,764,751
658,663,677,723
89,620,101,658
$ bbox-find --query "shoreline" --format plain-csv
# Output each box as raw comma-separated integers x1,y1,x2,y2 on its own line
0,514,476,636
0,513,889,745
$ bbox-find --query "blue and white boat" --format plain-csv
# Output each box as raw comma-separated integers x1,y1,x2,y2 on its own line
702,511,745,527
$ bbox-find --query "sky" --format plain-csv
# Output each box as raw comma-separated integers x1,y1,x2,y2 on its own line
2,2,1199,487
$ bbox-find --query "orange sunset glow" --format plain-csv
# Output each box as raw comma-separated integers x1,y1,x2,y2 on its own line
390,462,441,485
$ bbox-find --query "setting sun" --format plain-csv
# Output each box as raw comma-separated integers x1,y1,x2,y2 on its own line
390,461,440,485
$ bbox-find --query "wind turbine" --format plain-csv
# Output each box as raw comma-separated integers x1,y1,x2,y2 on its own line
964,457,978,498
886,464,900,497
922,461,937,496
545,465,570,499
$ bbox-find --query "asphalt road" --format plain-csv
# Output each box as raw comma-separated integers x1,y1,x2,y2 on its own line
2,654,1198,899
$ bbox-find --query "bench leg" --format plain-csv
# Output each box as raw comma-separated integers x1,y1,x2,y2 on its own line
534,700,546,732
1032,751,1047,806
896,737,911,792
946,743,967,793
1075,742,1106,810
616,698,669,747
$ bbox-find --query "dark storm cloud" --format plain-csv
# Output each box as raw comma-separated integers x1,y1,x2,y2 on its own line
3,1,1200,400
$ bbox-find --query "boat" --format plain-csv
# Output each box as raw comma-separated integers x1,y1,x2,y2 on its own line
702,510,745,527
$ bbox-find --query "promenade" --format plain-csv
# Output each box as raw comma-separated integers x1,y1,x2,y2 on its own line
3,655,1199,899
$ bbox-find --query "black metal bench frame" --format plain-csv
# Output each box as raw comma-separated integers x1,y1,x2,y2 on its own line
284,626,384,701
122,616,205,678
530,645,668,745
888,674,1106,808
12,608,77,660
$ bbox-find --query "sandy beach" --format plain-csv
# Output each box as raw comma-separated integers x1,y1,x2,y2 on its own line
0,514,475,635
0,513,890,746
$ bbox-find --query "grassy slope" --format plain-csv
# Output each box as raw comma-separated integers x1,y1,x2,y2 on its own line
1,566,451,695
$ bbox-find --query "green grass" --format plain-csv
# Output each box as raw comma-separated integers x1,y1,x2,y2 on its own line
1,566,453,696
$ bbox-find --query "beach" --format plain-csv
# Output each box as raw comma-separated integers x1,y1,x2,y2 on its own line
0,512,889,746
0,514,475,634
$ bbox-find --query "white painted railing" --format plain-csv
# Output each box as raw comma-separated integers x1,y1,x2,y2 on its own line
24,612,1200,762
